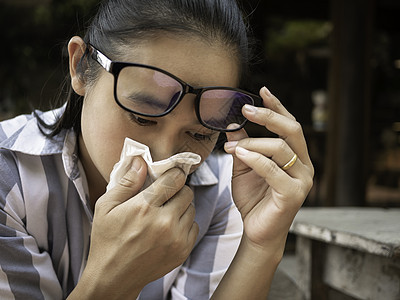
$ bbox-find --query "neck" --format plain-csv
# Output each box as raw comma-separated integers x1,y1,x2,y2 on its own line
78,135,107,210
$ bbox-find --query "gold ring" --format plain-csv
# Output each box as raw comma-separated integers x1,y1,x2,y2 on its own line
282,154,298,171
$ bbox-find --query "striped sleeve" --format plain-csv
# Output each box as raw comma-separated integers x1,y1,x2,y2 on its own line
170,153,243,300
0,149,63,300
170,192,242,299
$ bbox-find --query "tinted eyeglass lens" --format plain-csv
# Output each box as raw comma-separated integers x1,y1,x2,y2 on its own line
116,66,183,115
199,90,254,130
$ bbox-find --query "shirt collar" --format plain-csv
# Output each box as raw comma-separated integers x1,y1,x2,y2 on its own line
189,158,219,186
0,108,65,156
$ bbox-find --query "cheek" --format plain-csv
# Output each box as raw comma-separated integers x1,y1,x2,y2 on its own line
181,134,218,157
80,88,134,180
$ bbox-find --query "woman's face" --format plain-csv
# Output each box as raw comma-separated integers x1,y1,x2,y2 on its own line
76,36,239,196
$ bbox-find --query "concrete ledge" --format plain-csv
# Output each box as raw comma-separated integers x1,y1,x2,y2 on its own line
268,254,305,300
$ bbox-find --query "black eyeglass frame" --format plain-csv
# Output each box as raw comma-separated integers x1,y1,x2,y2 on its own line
86,43,260,132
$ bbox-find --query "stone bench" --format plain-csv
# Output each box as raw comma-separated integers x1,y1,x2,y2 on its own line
287,207,400,299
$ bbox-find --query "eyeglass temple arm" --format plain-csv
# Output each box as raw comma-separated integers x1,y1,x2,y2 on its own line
88,44,112,72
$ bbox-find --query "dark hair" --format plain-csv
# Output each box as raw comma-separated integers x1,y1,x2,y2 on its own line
38,0,252,137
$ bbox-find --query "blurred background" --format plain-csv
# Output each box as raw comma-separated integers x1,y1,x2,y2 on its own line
0,0,399,208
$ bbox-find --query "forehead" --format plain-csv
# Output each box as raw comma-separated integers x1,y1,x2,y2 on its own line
117,36,240,88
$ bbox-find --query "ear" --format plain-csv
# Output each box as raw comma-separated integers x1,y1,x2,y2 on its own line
68,36,87,96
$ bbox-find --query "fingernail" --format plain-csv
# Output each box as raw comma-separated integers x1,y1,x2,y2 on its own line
243,104,257,115
235,146,249,156
224,141,238,151
227,123,241,130
131,157,143,172
262,86,272,97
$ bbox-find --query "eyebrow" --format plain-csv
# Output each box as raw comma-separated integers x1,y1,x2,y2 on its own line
126,92,170,111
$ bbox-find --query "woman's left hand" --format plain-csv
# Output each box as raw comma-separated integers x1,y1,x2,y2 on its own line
224,86,314,249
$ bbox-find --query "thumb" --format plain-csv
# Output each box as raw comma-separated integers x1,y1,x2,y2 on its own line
98,156,148,212
225,128,251,175
112,156,147,199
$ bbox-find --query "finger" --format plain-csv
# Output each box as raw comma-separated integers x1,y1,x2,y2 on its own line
234,146,297,196
179,201,196,224
225,126,248,147
238,146,313,201
97,156,147,213
225,127,252,174
142,167,187,207
260,86,296,120
187,221,199,251
242,105,312,168
163,185,194,217
260,87,313,169
182,204,199,247
231,137,304,176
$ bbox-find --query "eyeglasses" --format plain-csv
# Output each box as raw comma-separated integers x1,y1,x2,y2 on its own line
87,43,260,132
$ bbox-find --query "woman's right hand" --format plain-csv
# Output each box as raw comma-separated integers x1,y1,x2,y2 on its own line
68,156,199,299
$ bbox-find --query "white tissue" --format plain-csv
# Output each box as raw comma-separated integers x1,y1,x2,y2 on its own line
107,138,201,191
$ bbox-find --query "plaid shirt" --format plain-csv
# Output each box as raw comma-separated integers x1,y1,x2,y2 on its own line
0,108,242,299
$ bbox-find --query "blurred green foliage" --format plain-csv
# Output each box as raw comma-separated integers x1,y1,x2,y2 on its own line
266,19,332,60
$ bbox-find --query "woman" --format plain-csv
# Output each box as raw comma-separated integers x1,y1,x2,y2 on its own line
0,0,313,299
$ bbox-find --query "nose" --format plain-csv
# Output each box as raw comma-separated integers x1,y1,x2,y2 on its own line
150,135,173,162
147,94,198,161
148,130,186,162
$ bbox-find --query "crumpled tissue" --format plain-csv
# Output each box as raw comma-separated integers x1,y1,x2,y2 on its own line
107,138,201,191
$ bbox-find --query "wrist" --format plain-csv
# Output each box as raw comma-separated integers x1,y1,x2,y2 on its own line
67,264,142,300
211,232,286,299
240,233,287,267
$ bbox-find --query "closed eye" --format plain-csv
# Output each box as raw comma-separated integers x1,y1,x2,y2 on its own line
187,131,216,141
129,113,216,141
129,114,157,126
